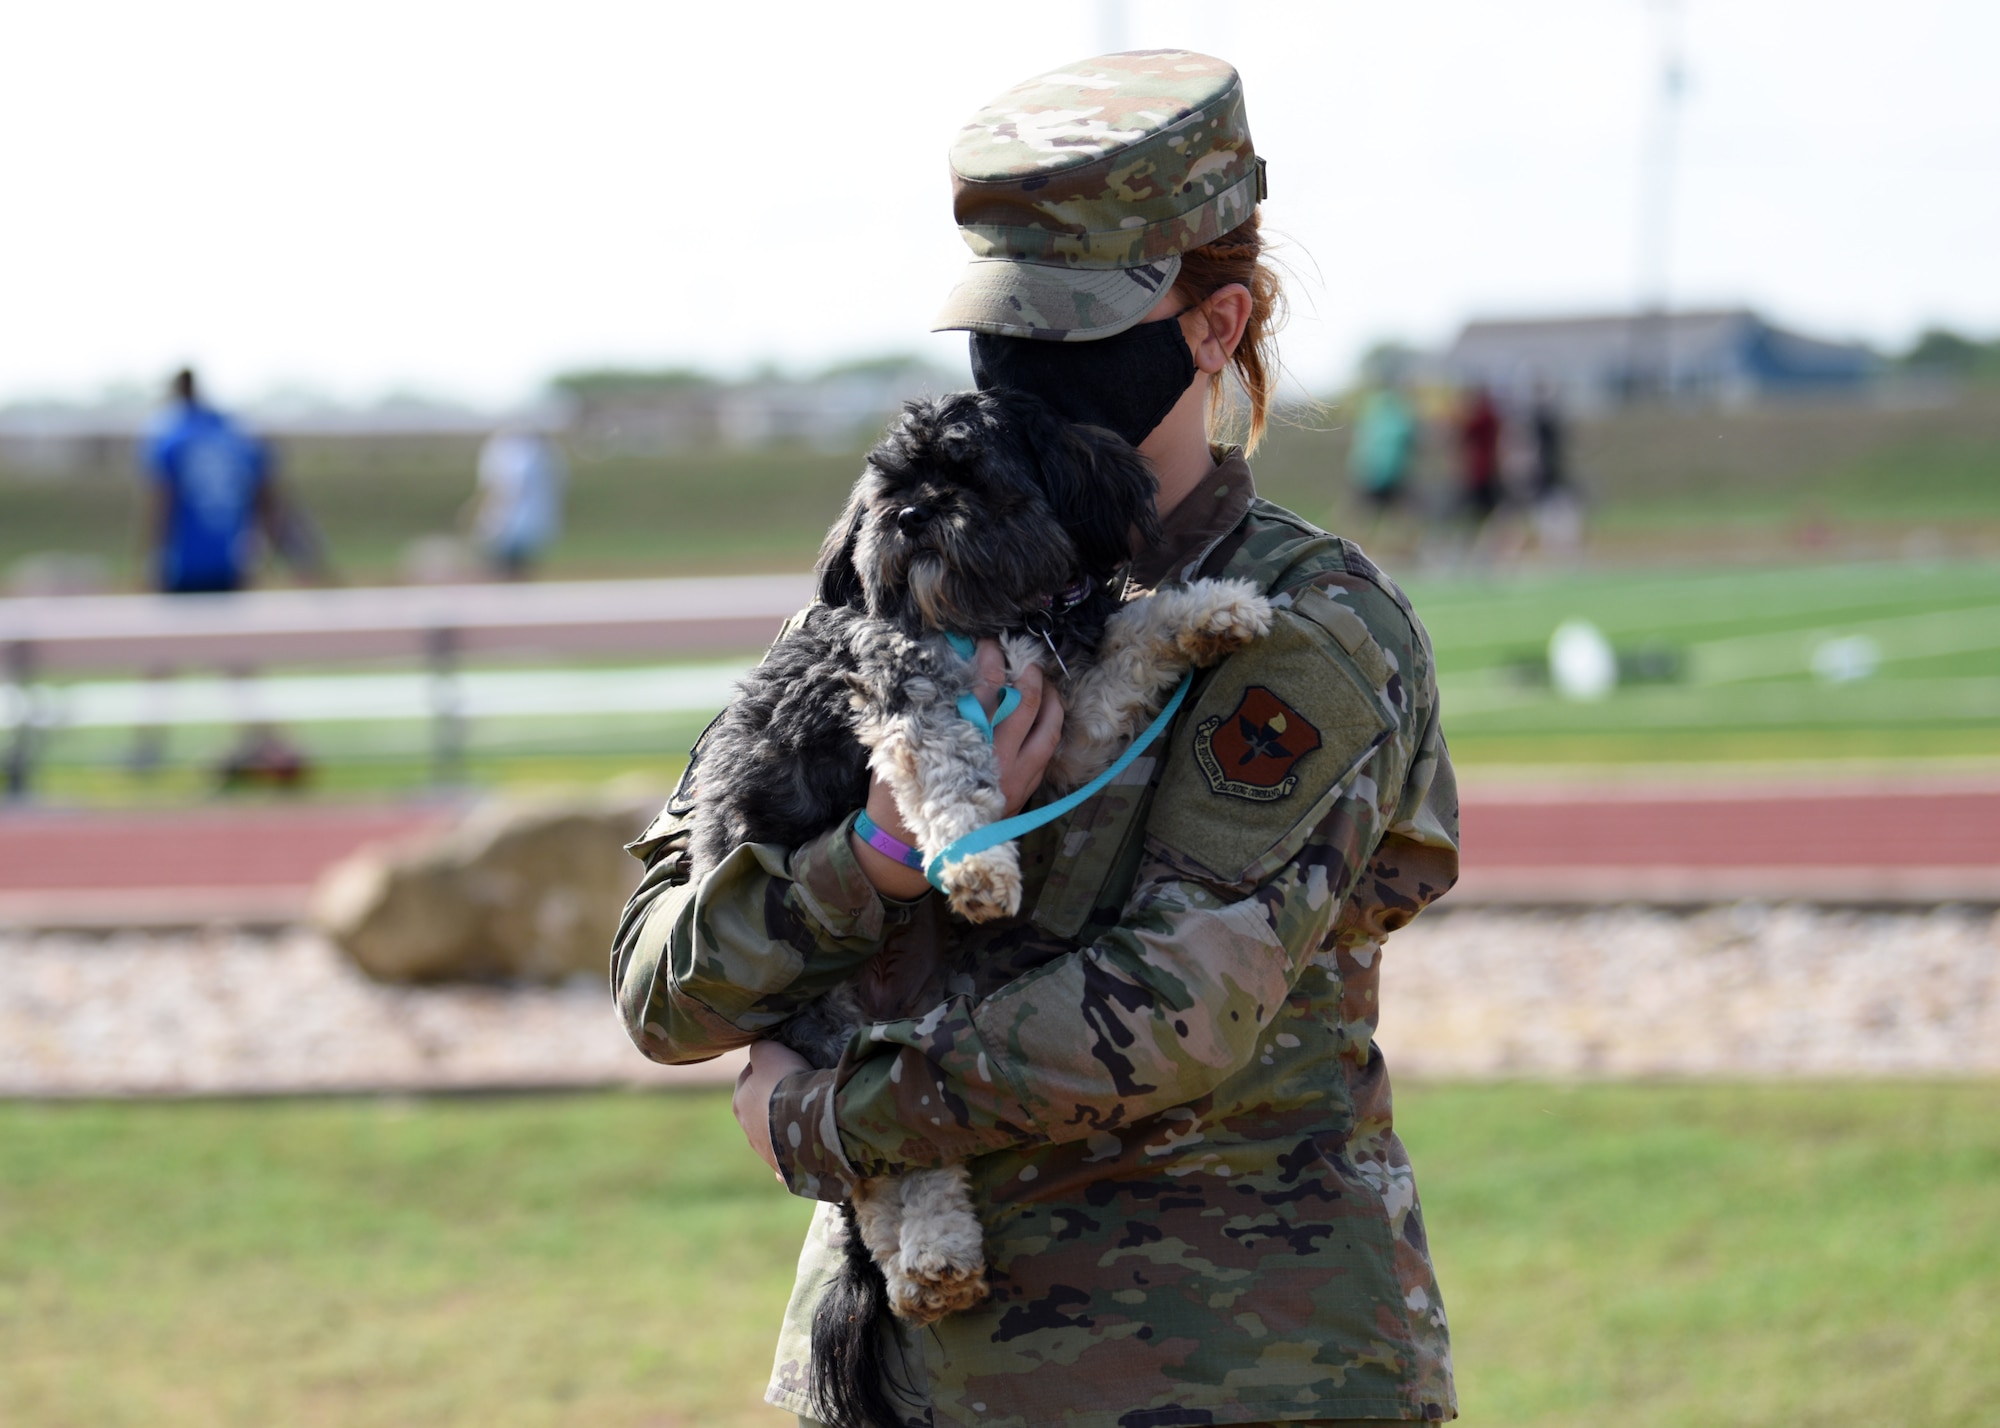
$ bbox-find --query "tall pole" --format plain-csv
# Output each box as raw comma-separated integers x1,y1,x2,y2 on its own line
426,625,465,788
1634,0,1685,399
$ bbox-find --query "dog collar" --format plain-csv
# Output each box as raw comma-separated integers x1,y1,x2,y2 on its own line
942,573,1091,702
1031,577,1093,615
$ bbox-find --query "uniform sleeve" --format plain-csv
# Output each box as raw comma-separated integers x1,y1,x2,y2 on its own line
610,808,913,1065
770,590,1458,1200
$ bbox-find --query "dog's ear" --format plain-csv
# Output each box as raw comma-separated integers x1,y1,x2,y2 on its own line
1053,422,1163,573
813,486,867,608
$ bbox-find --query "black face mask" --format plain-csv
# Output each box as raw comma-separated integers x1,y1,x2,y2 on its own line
970,313,1196,448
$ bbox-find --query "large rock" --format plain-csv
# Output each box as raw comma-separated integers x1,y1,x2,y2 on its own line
311,795,658,983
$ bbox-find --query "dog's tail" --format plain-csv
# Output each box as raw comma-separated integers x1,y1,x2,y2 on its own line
809,1199,908,1428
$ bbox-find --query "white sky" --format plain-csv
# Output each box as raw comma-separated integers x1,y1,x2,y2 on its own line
3,0,1995,406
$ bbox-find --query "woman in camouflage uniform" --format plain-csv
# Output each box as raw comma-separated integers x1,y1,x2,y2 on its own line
612,51,1461,1428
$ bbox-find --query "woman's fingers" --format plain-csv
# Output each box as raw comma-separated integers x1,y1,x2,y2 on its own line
983,649,1062,817
984,645,1037,755
1020,667,1065,763
971,639,1009,716
975,637,1049,739
1006,670,1064,814
733,1039,811,1179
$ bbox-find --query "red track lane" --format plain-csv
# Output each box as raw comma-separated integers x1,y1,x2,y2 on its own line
0,790,1993,904
1460,791,2000,870
0,805,455,892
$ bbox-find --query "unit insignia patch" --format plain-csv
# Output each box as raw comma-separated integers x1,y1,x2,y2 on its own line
1192,685,1322,801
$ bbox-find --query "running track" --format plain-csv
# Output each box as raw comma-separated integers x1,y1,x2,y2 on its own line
2,782,1995,925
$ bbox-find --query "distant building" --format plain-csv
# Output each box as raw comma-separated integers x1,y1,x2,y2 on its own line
554,356,965,456
0,406,147,477
0,396,526,479
1444,308,1881,411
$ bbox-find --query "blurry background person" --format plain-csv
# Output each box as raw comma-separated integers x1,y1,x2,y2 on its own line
1528,378,1585,558
143,367,328,594
1346,374,1419,540
1529,381,1567,500
132,367,326,784
1456,382,1503,534
468,425,567,580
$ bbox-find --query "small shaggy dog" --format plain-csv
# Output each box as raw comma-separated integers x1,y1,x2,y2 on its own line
684,387,1270,1428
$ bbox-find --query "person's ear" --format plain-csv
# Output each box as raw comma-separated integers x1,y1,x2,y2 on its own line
1185,283,1253,374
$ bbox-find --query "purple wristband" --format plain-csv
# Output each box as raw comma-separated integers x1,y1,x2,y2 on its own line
854,810,925,869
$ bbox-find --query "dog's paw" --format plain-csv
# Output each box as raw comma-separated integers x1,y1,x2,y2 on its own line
887,1249,990,1325
940,847,1022,923
1175,585,1274,666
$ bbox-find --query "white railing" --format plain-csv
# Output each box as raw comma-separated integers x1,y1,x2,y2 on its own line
0,574,812,795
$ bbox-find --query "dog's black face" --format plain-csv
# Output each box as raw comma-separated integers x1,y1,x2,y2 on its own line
815,387,1162,637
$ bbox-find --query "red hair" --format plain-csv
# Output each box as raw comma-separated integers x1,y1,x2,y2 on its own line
1173,209,1286,455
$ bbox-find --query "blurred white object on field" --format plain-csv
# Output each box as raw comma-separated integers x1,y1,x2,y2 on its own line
1549,618,1617,701
1811,634,1882,684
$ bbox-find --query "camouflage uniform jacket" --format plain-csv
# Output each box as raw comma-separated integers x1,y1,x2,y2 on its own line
612,452,1461,1426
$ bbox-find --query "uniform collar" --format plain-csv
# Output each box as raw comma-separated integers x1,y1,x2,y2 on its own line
1128,446,1256,590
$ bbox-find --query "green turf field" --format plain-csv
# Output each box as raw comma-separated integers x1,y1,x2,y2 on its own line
2,1083,1993,1427
1412,558,2000,766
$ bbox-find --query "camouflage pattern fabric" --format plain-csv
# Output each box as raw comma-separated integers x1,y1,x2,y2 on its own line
934,50,1266,341
612,452,1461,1426
950,50,1261,269
932,253,1188,345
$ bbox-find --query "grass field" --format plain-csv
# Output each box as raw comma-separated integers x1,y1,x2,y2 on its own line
1415,558,2000,766
3,1083,1995,1427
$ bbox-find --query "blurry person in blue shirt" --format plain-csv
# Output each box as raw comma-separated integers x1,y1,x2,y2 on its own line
141,368,327,593
131,369,328,784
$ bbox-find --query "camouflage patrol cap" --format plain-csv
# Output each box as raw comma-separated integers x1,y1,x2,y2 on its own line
933,50,1265,343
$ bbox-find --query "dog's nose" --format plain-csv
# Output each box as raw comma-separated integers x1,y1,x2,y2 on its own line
895,504,932,535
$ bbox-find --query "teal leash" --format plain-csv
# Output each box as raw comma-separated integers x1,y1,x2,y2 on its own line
942,631,1021,741
924,669,1192,892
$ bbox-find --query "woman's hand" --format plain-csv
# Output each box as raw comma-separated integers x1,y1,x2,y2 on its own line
848,638,1064,898
733,1038,813,1179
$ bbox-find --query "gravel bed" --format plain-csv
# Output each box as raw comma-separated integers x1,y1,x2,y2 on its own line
1378,903,2000,1077
3,904,1995,1096
0,927,739,1097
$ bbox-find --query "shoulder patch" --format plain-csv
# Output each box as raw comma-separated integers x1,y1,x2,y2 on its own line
1149,606,1393,887
1193,686,1322,800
